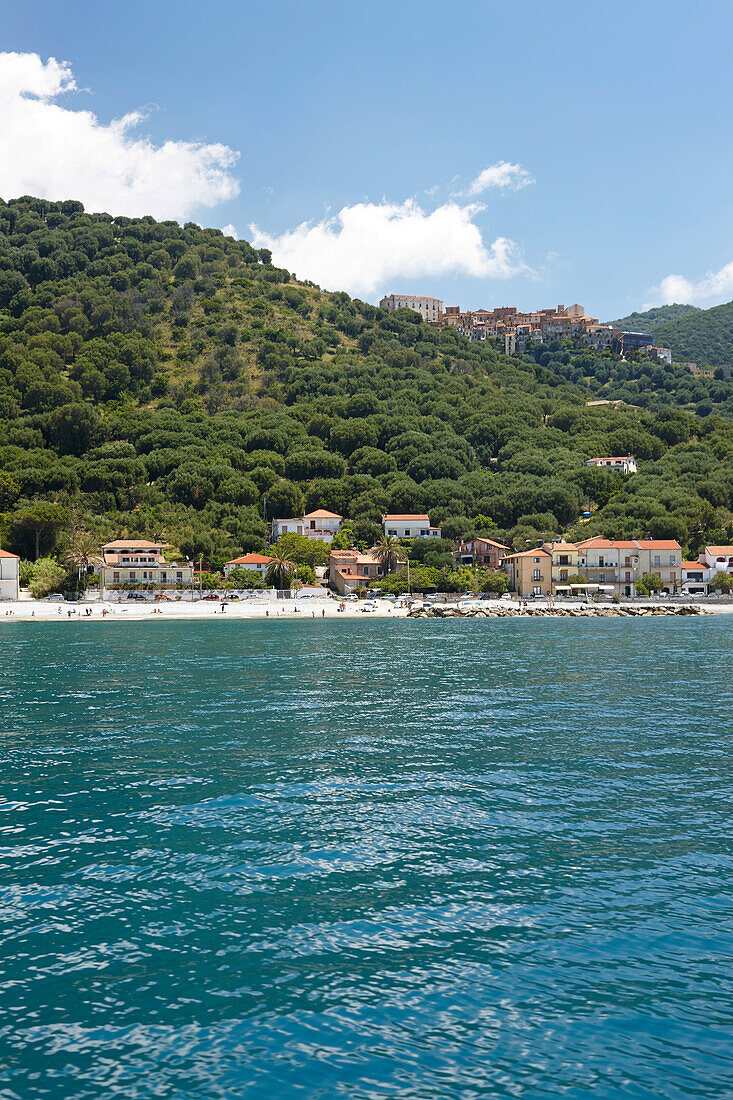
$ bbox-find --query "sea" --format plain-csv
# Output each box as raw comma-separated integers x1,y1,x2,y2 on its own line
0,617,731,1099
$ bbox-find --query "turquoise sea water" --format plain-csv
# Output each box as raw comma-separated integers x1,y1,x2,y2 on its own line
0,617,732,1099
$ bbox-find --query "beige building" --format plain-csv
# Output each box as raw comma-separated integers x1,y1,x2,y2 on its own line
635,540,682,594
379,294,443,323
543,541,582,593
100,539,193,593
329,549,388,594
0,549,20,600
501,547,552,596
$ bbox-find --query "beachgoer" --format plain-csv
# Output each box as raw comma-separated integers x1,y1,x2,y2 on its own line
322,609,325,617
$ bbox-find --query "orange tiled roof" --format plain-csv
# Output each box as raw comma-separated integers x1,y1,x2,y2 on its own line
0,548,19,558
226,554,274,566
382,514,432,523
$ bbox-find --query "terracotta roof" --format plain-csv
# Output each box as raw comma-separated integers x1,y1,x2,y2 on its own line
705,546,733,556
682,561,705,570
382,514,432,523
103,539,167,549
575,538,640,550
636,540,682,550
502,548,551,560
226,554,274,566
302,509,342,520
0,548,19,559
587,455,635,463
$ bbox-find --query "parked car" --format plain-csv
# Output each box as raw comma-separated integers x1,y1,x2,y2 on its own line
154,594,172,601
44,594,65,602
127,592,147,601
500,592,514,601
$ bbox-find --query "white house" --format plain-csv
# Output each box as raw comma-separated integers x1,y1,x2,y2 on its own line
699,545,733,578
586,455,638,475
223,553,274,579
382,514,442,539
100,539,193,592
681,560,708,595
272,510,342,543
0,549,20,600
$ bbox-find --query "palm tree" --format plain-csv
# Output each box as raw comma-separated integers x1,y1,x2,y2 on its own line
266,554,296,590
60,530,102,592
373,535,407,578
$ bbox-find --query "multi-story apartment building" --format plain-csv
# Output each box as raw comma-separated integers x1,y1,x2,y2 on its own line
453,537,510,570
100,539,193,593
382,514,442,539
379,294,443,323
635,540,682,594
544,541,583,593
576,538,642,598
329,549,389,594
501,547,552,597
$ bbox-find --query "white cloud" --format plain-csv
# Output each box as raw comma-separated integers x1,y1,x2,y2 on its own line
644,261,733,308
461,161,534,197
221,223,238,239
0,51,240,219
250,198,532,298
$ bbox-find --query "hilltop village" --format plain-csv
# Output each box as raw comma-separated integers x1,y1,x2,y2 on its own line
379,295,672,362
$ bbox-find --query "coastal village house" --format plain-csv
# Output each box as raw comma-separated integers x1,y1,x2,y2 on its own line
329,549,388,594
223,553,274,579
0,549,20,600
100,540,193,593
635,540,682,594
699,545,733,578
544,541,583,593
501,547,552,597
382,514,442,539
575,538,643,598
271,510,342,543
453,537,510,570
681,560,708,595
586,455,638,475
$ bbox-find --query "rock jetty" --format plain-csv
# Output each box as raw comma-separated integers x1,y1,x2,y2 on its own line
407,604,711,619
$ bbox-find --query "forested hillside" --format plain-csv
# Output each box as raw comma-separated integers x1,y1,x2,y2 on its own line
1,195,732,570
611,301,733,368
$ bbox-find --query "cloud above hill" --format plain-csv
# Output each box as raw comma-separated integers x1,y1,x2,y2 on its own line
0,51,240,219
460,161,534,196
645,261,733,308
250,198,532,299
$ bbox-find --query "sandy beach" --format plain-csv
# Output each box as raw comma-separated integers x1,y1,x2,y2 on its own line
1,594,731,622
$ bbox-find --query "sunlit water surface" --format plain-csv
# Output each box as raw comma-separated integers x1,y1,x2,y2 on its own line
0,618,732,1098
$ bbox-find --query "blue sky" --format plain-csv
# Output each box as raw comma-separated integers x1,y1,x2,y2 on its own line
2,0,732,318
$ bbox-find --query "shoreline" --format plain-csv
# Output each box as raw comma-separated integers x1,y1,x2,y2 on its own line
0,596,731,623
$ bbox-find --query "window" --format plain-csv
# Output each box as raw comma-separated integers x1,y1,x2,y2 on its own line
420,529,428,536
599,573,605,583
176,572,182,581
388,529,397,536
534,557,541,563
560,570,568,581
113,572,119,582
533,569,541,581
161,572,167,582
533,586,542,596
654,555,661,566
129,572,136,581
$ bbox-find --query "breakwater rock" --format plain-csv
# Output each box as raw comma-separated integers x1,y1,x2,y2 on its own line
407,604,712,619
